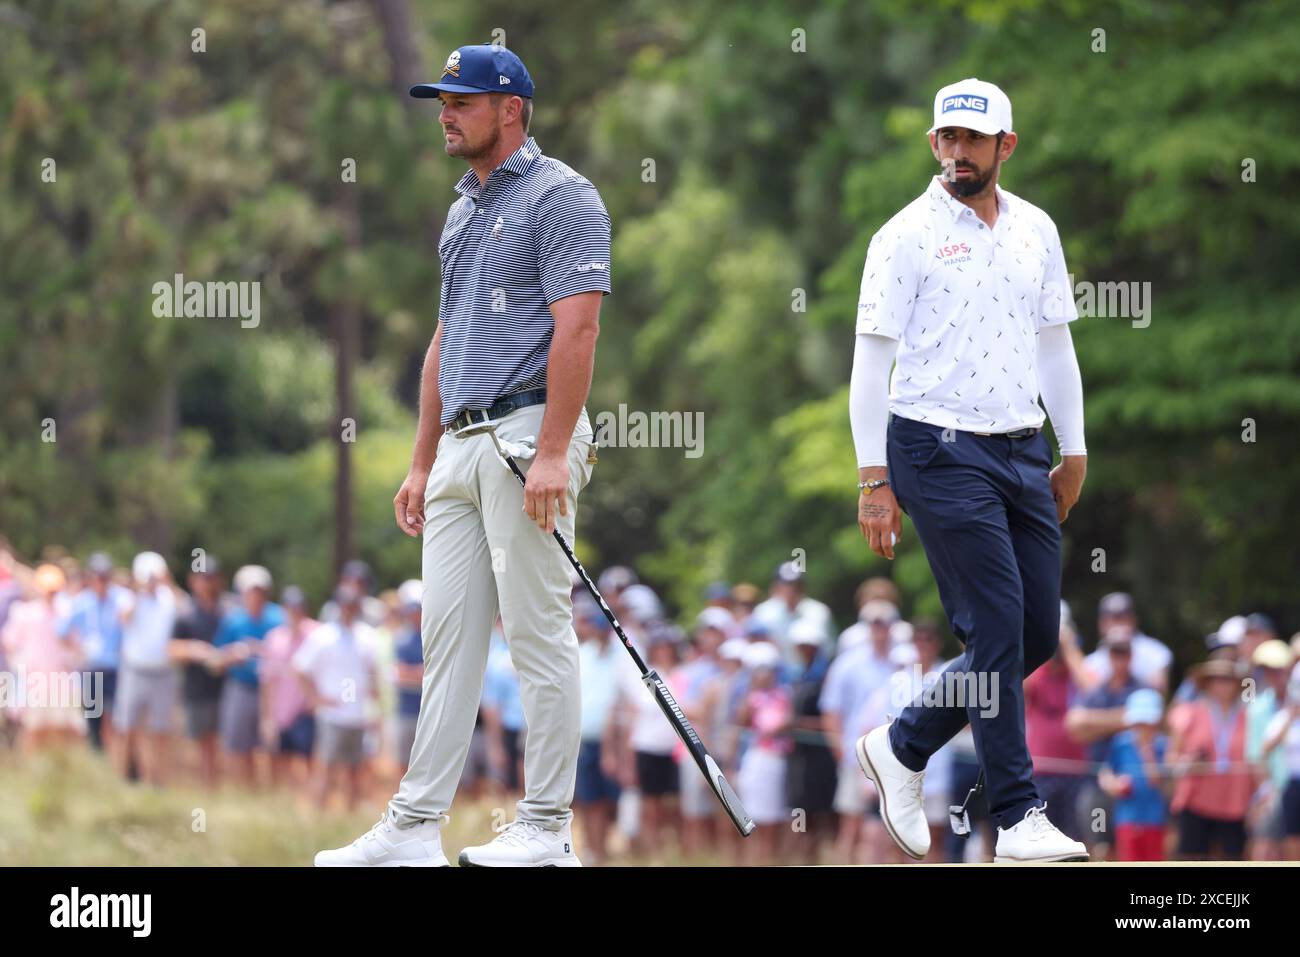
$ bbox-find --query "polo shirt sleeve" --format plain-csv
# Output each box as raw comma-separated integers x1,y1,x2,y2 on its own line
533,179,612,305
212,613,235,648
818,658,845,716
1037,216,1078,327
856,223,922,341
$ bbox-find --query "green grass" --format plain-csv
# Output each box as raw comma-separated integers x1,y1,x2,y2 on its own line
0,747,447,866
0,746,753,866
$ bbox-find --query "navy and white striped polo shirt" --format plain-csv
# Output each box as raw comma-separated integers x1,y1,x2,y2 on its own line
436,136,612,425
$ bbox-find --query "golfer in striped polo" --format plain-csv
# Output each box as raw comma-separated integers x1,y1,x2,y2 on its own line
316,44,610,867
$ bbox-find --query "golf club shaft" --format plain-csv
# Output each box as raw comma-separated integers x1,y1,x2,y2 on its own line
497,450,756,837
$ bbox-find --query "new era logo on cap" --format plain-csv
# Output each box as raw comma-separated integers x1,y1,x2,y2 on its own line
410,43,535,100
929,78,1012,136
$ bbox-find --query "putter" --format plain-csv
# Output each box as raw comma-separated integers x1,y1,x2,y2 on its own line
455,418,756,837
949,768,984,836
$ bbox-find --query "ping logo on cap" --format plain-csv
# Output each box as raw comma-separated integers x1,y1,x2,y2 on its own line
942,94,988,114
443,50,461,78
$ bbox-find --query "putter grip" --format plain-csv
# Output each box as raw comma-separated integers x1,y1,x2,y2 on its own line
644,670,756,837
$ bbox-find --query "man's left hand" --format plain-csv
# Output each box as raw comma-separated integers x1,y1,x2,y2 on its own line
1049,454,1087,524
523,451,569,534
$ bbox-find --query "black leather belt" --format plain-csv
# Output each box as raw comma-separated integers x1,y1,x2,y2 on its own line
446,388,547,433
973,427,1040,439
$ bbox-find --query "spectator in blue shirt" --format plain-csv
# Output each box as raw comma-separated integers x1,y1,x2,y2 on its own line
393,580,424,773
1099,688,1170,861
482,626,525,795
59,552,130,752
212,565,284,787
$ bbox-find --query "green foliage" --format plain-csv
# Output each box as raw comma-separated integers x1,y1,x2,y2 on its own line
2,0,1297,671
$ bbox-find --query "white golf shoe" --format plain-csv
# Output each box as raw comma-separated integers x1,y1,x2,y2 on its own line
314,812,449,867
458,819,582,867
994,805,1089,863
856,722,930,859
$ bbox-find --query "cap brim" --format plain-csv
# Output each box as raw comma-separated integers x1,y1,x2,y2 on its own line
929,115,1004,135
409,82,488,98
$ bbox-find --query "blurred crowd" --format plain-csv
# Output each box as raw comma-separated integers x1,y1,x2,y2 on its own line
3,537,1299,865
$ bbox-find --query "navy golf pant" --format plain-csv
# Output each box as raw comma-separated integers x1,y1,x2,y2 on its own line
885,414,1061,829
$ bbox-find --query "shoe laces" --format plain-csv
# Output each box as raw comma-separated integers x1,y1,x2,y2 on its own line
496,820,546,848
359,813,394,845
905,770,924,804
1025,805,1055,837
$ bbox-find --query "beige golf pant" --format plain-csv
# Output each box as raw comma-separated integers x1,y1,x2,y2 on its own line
389,403,594,831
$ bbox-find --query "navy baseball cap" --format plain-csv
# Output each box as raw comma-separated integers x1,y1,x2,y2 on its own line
410,44,534,100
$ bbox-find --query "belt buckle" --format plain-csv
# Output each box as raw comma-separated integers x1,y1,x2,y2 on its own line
449,409,485,436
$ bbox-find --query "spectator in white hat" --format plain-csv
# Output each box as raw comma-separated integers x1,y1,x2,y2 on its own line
820,598,899,862
391,579,424,775
838,599,900,653
736,640,791,865
294,582,379,811
675,609,731,856
212,564,284,788
116,551,178,786
785,618,837,863
1261,662,1300,861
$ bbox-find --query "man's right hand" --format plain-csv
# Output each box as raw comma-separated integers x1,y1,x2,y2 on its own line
394,466,432,537
858,472,903,560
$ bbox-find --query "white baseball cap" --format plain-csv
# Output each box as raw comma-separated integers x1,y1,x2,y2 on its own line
696,606,736,634
789,618,827,647
929,78,1013,136
719,638,749,662
861,600,900,625
743,640,781,672
233,564,273,594
131,551,168,585
398,578,424,610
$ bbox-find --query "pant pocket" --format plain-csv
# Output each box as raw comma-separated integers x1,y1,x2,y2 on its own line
569,435,595,494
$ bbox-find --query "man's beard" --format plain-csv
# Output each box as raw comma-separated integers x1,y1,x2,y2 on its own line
950,159,997,197
445,124,500,161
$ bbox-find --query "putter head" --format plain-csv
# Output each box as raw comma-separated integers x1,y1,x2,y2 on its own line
948,804,971,836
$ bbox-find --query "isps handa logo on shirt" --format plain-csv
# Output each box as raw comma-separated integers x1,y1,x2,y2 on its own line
936,242,973,266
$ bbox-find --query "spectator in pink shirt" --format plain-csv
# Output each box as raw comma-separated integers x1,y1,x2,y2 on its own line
1168,658,1259,859
1,564,84,750
736,641,792,865
260,586,319,791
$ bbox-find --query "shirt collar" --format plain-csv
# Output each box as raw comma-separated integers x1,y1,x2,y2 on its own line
927,175,1010,223
454,137,541,198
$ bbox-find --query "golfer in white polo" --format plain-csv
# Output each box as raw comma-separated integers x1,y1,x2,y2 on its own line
849,78,1090,863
